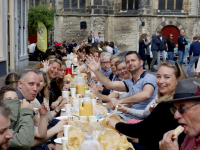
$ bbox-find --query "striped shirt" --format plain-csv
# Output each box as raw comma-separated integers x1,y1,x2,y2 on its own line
181,135,200,150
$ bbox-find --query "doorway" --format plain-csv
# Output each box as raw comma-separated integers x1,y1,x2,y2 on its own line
161,25,180,45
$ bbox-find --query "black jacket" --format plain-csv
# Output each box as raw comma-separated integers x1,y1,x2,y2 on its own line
159,36,167,51
167,40,175,52
115,102,185,150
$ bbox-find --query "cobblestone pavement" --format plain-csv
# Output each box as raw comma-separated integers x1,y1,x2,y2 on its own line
0,61,196,89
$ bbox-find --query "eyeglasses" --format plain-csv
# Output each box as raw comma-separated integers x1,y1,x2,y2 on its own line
170,102,200,115
170,36,173,37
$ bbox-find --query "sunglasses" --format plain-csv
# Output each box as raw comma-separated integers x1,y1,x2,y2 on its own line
170,102,200,115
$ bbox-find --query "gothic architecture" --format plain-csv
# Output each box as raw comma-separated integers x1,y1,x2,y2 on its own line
42,0,200,52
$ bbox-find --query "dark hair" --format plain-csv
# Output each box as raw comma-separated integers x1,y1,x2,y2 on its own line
157,31,162,34
193,36,198,40
126,51,142,61
85,46,92,55
33,41,36,43
104,41,109,46
72,39,75,43
167,33,173,41
109,42,114,49
98,32,101,34
5,73,19,88
0,85,17,101
99,41,104,47
0,101,11,116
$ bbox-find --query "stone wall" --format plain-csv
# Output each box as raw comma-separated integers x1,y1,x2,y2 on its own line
52,0,200,53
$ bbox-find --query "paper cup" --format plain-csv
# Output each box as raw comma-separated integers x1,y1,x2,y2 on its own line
76,94,82,98
89,116,97,123
79,116,87,121
85,90,90,94
70,88,76,98
63,125,72,138
72,99,79,111
65,104,71,113
91,99,97,106
62,91,69,100
61,137,68,150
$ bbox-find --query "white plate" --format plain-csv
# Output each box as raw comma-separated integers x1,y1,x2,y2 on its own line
55,116,69,120
103,103,107,106
54,137,63,144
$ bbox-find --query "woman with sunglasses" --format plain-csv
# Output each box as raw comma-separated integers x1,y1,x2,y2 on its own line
167,34,175,61
106,61,186,150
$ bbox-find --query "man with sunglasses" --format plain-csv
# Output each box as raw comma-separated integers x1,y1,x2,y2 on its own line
160,78,200,150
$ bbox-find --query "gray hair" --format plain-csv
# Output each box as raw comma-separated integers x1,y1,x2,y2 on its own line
0,101,11,117
100,52,112,62
19,69,40,82
115,56,125,69
110,54,121,61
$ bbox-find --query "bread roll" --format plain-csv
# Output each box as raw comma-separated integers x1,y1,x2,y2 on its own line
172,125,184,140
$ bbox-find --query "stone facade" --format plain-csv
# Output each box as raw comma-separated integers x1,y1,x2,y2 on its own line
50,0,200,52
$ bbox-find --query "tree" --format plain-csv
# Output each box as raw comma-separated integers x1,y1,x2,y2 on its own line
28,5,54,36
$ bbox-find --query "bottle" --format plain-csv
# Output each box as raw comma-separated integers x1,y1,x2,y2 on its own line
66,64,72,77
79,95,93,117
80,135,101,150
76,70,84,94
71,63,74,73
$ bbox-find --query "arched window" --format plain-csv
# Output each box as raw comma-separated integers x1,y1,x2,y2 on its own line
159,0,182,10
122,0,139,10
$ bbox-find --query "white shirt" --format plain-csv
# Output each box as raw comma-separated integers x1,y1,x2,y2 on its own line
159,36,163,41
106,46,113,54
29,43,36,53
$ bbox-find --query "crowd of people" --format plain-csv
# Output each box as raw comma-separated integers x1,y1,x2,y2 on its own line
0,28,200,150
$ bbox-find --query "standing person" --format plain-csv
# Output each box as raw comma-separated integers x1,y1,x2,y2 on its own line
110,41,118,54
157,32,167,67
29,41,37,56
144,34,152,70
138,34,147,70
167,34,175,61
184,36,192,66
150,31,162,72
177,29,188,66
95,32,103,44
68,39,77,53
186,36,200,77
88,30,95,44
0,102,13,150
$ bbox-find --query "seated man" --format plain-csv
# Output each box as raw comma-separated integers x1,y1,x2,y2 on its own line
86,51,158,120
159,78,200,150
0,101,13,150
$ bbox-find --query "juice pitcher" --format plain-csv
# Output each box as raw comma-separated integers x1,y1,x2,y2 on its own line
76,70,84,94
79,95,93,117
80,135,102,150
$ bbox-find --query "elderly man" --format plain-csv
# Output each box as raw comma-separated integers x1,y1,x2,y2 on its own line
86,51,157,119
159,78,200,150
0,102,13,150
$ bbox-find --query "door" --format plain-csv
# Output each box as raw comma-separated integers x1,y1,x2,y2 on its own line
161,25,180,45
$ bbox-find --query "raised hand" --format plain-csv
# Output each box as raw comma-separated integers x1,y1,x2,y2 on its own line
88,81,98,95
58,99,68,109
41,60,52,73
39,103,49,116
85,54,100,72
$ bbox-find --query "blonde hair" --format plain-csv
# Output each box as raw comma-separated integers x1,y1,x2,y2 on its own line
39,72,50,101
156,61,186,103
5,73,19,88
139,33,147,44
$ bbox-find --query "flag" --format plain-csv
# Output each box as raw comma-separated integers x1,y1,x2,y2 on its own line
37,21,47,52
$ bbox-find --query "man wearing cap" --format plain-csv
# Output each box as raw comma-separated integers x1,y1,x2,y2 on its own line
159,78,200,150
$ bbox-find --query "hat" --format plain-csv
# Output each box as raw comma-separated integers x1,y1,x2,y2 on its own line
164,78,200,103
55,43,61,46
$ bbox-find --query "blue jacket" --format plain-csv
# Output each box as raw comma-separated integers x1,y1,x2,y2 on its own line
189,41,200,56
177,36,188,51
151,34,161,51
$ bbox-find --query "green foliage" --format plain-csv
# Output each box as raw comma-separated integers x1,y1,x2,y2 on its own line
28,5,54,35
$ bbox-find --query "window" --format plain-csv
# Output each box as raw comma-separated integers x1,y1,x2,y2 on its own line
121,0,139,10
63,0,85,11
159,0,183,10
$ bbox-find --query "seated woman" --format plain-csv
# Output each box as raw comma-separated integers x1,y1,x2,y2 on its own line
107,61,187,150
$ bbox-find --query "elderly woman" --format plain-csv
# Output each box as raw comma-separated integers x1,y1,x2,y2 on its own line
107,61,187,150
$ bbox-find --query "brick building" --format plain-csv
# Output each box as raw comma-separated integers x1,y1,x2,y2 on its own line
43,0,199,52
